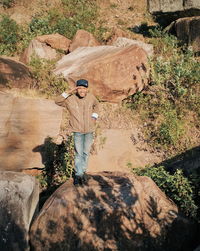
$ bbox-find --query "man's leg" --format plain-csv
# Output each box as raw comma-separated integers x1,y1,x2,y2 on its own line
82,132,94,174
73,132,85,177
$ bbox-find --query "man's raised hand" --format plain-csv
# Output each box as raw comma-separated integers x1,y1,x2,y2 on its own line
67,87,79,95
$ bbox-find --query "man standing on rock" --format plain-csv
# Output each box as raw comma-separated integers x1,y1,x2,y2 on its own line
55,79,99,186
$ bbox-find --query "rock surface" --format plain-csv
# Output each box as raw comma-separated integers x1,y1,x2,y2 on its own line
0,92,63,171
148,0,200,13
30,171,178,251
112,37,154,56
0,57,33,89
0,171,39,251
69,29,100,52
20,39,58,64
54,45,149,103
88,129,161,173
107,28,129,45
36,33,71,52
147,0,200,26
167,16,200,53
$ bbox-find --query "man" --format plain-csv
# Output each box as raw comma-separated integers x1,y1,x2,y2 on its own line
55,79,99,186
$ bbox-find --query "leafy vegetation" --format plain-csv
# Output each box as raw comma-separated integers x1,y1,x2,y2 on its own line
37,136,74,189
132,166,198,220
0,0,108,56
126,28,200,155
29,56,68,97
0,14,20,55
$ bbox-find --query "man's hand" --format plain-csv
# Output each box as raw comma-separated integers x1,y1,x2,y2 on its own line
67,87,79,95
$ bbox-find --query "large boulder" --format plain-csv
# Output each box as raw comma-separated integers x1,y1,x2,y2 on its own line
54,45,149,103
112,37,154,57
147,0,200,26
69,29,100,52
36,33,71,52
0,57,33,89
166,16,200,53
0,92,63,171
0,171,39,251
88,129,161,173
30,172,197,251
20,39,58,64
30,172,175,250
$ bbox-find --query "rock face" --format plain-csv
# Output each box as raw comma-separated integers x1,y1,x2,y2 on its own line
30,171,179,251
107,28,129,45
0,57,33,89
112,37,154,57
88,129,161,173
54,45,149,103
69,29,100,52
167,16,200,53
147,0,200,26
148,0,200,13
36,33,71,52
20,39,58,64
0,92,63,171
0,171,39,251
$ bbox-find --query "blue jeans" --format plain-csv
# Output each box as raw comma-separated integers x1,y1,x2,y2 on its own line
73,132,93,177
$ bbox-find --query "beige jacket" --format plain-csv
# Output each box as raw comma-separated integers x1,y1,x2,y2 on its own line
55,92,99,133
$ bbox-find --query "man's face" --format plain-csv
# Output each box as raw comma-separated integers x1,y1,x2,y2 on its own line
76,86,88,98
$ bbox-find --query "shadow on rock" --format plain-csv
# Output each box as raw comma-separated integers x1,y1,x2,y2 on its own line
0,204,29,251
33,136,74,209
29,171,187,251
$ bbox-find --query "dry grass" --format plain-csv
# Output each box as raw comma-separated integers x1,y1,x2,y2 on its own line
98,102,139,130
4,88,48,99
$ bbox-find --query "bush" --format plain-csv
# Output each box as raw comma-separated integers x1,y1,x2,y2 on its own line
0,0,107,55
132,166,198,219
126,28,200,154
37,136,74,189
29,56,69,97
0,15,20,55
29,0,98,39
157,109,184,146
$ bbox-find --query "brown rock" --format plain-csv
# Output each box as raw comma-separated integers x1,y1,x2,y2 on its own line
69,29,100,52
0,57,33,89
167,16,200,53
88,129,161,173
0,92,63,171
107,28,128,45
20,39,58,64
36,33,71,51
54,45,149,103
30,171,178,251
112,37,154,57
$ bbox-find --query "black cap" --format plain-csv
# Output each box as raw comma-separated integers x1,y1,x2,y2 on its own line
76,79,88,88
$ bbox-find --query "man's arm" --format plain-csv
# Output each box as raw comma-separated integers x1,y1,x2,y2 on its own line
55,88,78,107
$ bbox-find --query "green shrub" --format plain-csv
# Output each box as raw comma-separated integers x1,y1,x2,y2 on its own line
132,166,198,219
0,0,107,55
37,136,74,189
126,28,200,154
29,56,68,97
157,109,184,146
29,0,98,39
29,15,55,35
0,15,19,55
